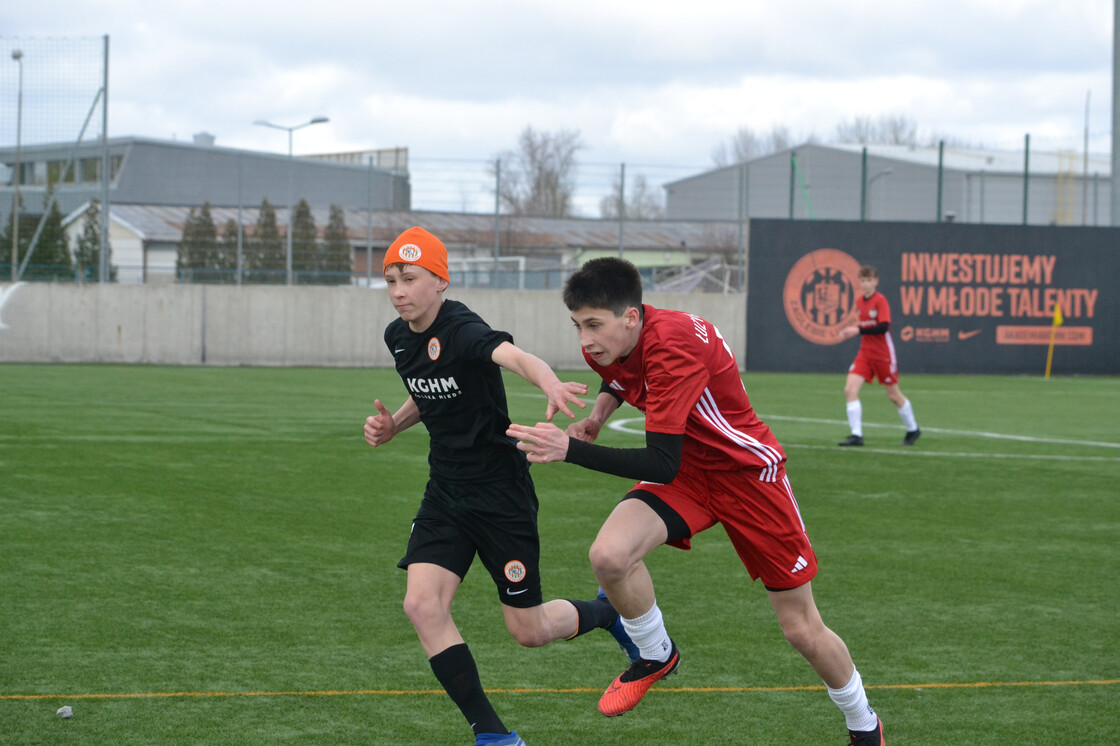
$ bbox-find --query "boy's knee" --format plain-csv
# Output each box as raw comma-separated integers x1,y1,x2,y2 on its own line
402,592,443,628
588,539,629,580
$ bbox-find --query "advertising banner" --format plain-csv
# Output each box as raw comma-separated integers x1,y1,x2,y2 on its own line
746,220,1118,375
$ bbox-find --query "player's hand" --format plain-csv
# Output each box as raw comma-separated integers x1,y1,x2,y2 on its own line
838,325,859,341
543,380,589,421
364,399,397,447
507,422,570,464
566,417,601,444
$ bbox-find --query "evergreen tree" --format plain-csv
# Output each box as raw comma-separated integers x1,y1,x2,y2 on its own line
247,199,283,283
35,196,73,280
290,199,317,283
217,218,241,283
321,204,352,284
176,202,218,282
1,193,33,277
2,190,74,281
73,200,116,283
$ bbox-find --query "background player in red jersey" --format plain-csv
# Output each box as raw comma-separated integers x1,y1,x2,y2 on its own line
365,227,635,746
837,265,921,447
507,257,885,745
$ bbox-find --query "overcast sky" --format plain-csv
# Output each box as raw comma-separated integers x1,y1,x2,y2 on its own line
2,1,1114,192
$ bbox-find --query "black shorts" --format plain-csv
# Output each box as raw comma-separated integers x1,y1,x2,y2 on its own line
397,470,543,608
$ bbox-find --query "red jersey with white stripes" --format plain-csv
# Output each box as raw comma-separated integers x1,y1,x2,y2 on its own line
583,305,786,479
856,291,894,362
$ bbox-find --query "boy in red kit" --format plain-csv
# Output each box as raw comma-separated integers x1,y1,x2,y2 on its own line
507,257,884,745
837,265,920,447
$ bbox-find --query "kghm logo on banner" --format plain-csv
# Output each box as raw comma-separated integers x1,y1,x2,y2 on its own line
782,249,862,345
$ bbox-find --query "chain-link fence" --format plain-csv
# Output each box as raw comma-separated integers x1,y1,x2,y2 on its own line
0,35,110,283
2,34,1113,290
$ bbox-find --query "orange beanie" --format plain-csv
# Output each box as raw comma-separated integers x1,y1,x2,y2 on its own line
383,226,449,282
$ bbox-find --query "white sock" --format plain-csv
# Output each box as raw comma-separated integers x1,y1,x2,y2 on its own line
620,602,673,662
827,668,878,732
898,398,918,431
846,400,863,437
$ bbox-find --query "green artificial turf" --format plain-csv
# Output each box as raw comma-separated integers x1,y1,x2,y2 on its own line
1,364,1117,744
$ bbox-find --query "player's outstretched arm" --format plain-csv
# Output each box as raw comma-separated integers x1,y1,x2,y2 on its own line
364,397,420,448
507,421,570,463
490,341,588,420
509,418,683,483
567,391,621,443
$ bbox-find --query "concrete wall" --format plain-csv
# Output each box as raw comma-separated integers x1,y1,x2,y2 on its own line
0,283,747,371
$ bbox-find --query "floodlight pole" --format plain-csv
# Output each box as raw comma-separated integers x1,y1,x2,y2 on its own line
253,116,329,285
11,49,24,281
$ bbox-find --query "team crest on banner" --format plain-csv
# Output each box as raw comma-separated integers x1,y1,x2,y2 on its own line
782,249,862,345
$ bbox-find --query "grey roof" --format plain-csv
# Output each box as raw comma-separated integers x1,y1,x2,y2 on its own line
828,142,1111,175
67,203,733,254
664,141,1112,188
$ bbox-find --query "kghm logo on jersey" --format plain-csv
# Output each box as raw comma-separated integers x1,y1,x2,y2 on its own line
427,337,441,360
406,376,460,396
504,560,526,583
397,243,422,262
782,249,862,346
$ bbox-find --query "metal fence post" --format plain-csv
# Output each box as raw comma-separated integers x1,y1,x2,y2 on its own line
859,147,868,221
789,152,796,219
618,162,625,259
936,140,944,222
493,159,501,261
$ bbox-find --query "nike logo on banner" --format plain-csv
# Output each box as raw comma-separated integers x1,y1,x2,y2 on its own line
506,587,529,596
958,330,982,340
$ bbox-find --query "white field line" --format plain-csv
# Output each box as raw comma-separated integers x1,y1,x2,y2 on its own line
600,416,1120,463
509,390,1120,450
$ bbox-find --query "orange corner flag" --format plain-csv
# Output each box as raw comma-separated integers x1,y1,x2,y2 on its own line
1052,303,1064,327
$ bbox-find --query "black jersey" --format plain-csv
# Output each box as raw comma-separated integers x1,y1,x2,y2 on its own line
384,299,528,483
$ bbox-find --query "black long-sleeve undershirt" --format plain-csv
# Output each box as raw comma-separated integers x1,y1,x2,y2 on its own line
860,321,889,335
564,429,683,484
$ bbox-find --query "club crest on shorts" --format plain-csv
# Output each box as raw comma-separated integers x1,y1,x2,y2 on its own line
397,243,422,262
504,560,526,583
427,337,441,360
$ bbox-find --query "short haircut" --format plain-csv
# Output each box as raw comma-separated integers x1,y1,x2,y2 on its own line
858,265,879,279
563,257,643,316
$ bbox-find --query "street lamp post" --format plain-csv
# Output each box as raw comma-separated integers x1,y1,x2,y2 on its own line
252,116,329,285
10,49,24,282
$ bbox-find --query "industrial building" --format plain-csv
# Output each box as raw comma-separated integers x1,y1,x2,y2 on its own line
664,142,1112,226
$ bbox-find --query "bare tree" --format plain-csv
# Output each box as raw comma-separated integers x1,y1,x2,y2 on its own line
711,125,799,166
600,173,664,219
834,114,918,146
493,126,583,217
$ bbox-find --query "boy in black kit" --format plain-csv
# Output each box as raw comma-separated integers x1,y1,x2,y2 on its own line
364,227,636,746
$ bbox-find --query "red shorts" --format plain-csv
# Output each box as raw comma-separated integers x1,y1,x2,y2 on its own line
849,353,898,385
631,461,817,590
